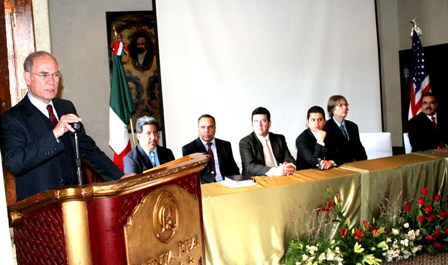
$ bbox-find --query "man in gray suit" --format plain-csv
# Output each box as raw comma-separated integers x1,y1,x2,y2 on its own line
239,107,295,176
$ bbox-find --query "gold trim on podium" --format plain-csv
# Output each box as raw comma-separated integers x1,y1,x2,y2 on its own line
62,200,92,265
8,153,208,226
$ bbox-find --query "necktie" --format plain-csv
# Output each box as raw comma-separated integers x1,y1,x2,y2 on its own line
340,124,349,141
149,152,155,166
47,105,58,127
207,142,217,177
265,138,277,167
432,116,438,130
432,116,445,148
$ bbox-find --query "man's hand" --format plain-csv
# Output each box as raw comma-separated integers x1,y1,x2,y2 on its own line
52,114,82,138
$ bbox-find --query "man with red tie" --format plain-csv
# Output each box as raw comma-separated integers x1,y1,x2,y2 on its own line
408,92,447,152
182,114,240,183
0,51,125,201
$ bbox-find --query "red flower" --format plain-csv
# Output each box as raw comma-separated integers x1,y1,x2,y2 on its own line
362,220,369,229
421,187,428,195
417,197,425,206
418,216,426,223
434,230,442,237
354,228,365,242
444,227,448,233
318,200,334,212
425,205,433,213
434,194,441,202
440,211,448,219
428,214,436,222
369,224,378,233
427,235,436,241
338,228,348,238
435,242,442,249
404,202,410,213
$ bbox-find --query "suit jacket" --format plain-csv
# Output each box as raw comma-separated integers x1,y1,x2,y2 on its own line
295,128,328,170
323,118,367,166
408,112,448,152
239,132,295,176
0,95,123,201
182,138,240,183
123,144,175,174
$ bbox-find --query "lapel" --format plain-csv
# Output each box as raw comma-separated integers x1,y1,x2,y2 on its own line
194,138,207,153
137,145,153,168
22,96,55,134
252,132,266,164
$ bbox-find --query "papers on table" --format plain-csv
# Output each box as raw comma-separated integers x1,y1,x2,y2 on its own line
221,175,256,188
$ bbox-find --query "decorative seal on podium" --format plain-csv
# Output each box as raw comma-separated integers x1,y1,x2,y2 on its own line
153,191,179,243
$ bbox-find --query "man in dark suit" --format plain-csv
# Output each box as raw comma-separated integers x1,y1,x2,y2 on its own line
182,114,240,183
295,106,335,170
408,92,447,152
0,51,124,201
323,95,367,166
239,107,295,176
124,116,175,174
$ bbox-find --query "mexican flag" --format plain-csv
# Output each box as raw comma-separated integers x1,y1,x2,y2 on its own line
109,40,135,171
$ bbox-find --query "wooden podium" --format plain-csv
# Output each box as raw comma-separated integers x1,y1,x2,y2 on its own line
8,153,208,265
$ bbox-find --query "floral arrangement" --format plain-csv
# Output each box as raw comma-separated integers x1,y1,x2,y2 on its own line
285,187,447,265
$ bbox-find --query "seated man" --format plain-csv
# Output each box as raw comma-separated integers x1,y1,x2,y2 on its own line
408,92,447,151
182,114,240,183
323,95,367,165
239,107,295,176
124,116,175,174
295,106,335,170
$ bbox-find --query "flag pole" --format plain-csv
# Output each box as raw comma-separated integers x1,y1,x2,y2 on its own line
130,118,136,148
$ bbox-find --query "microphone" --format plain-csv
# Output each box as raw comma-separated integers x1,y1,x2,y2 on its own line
72,122,82,132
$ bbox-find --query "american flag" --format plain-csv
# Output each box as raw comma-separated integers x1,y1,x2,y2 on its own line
408,28,431,120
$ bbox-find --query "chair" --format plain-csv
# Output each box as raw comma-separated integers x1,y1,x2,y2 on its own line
359,132,393,159
403,132,412,154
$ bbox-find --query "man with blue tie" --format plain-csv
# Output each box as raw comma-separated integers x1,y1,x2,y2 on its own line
323,95,367,165
124,116,175,174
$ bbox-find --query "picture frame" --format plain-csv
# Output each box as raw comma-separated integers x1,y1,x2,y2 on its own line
106,11,165,144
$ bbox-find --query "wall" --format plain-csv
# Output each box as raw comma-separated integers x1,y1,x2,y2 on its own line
47,0,152,157
43,1,448,157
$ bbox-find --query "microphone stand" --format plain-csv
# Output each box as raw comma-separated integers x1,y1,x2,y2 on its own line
72,123,83,185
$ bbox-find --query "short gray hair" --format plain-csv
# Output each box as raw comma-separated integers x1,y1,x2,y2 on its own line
23,51,57,73
135,116,159,133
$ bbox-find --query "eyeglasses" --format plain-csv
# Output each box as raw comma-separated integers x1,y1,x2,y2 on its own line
32,72,62,79
337,103,349,108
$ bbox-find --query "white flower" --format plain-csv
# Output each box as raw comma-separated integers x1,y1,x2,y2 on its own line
326,248,334,261
392,228,400,235
403,222,409,228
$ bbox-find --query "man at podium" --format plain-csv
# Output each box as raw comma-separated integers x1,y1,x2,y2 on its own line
0,51,125,201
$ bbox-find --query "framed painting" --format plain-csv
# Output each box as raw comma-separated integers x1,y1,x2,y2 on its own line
106,11,165,144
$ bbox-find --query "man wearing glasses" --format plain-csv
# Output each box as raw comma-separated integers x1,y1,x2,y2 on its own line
323,95,367,166
0,51,126,201
123,116,175,174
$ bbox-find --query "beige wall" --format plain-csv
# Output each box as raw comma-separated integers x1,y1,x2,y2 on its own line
36,1,448,157
377,0,448,146
46,0,151,157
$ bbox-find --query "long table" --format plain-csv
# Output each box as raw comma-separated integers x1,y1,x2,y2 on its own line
201,150,448,265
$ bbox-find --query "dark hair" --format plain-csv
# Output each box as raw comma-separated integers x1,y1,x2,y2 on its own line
327,95,347,118
251,107,270,122
307,106,325,120
198,114,216,125
421,92,437,103
23,51,57,73
135,116,159,133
